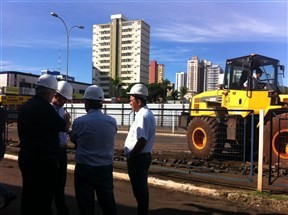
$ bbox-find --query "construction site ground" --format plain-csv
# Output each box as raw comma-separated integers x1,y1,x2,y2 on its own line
2,123,288,214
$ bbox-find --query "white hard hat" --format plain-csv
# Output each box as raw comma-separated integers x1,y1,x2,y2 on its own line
127,83,148,97
83,85,104,101
57,81,73,100
36,74,58,91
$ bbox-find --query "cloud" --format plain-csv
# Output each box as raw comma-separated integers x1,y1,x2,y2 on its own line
150,46,189,63
0,60,42,73
152,13,286,43
150,45,210,63
2,36,92,49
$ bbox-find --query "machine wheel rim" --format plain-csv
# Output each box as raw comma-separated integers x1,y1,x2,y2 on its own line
272,129,288,159
192,128,207,150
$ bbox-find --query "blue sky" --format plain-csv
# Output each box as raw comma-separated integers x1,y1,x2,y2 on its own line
1,0,287,85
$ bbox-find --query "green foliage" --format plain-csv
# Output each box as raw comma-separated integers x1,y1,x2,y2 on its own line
179,86,188,111
160,79,171,102
251,191,288,201
120,83,133,103
179,86,188,100
118,79,182,103
111,76,122,99
147,83,163,103
169,90,179,100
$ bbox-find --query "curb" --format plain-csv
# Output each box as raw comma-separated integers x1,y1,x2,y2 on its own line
4,154,218,197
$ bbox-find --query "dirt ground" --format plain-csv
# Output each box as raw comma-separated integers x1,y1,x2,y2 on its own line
3,123,288,214
1,157,288,215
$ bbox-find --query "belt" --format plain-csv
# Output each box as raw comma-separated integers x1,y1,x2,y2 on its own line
127,152,151,159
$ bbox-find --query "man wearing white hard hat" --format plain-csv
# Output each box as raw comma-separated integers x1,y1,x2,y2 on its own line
70,85,117,215
17,74,71,215
124,83,156,215
51,80,73,215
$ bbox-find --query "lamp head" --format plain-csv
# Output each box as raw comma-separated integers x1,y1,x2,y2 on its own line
51,12,58,17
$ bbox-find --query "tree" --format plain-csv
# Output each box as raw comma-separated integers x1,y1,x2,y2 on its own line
119,80,173,104
147,83,162,103
179,86,188,112
160,79,171,102
171,90,179,100
111,76,122,99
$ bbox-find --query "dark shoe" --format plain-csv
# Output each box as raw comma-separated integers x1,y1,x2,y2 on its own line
0,193,17,209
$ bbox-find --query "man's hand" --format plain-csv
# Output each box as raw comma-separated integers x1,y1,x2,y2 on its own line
63,111,71,121
63,111,71,131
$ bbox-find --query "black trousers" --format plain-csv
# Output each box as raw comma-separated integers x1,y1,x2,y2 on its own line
127,153,152,215
55,146,69,215
74,163,117,215
18,149,59,215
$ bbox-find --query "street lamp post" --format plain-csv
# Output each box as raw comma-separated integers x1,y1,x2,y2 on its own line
51,12,84,81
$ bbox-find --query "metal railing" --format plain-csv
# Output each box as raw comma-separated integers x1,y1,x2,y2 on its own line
5,104,288,191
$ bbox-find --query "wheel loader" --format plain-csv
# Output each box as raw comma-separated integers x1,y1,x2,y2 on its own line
181,54,288,166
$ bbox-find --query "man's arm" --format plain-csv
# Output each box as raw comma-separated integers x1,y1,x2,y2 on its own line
128,137,146,158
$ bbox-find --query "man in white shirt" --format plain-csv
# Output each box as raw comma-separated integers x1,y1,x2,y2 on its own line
243,67,263,89
51,80,73,215
124,83,156,215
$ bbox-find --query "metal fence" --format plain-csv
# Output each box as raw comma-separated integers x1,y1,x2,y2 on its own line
5,103,288,191
266,109,288,190
68,103,190,130
67,104,257,187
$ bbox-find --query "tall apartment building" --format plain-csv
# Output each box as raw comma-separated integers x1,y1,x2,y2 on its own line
149,60,165,84
187,56,202,93
200,59,223,91
92,14,150,96
187,56,223,93
175,71,187,92
201,59,212,91
206,65,223,91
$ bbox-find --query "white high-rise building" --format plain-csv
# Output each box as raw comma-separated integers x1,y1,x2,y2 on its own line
92,14,150,96
201,59,212,91
175,71,187,92
206,65,223,91
187,56,200,93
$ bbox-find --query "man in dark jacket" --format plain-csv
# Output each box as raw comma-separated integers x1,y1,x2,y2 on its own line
18,74,71,215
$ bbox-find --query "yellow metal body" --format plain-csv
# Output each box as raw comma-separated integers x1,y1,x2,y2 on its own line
0,94,31,111
190,89,288,118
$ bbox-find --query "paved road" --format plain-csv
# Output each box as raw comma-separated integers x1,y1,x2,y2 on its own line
0,157,284,215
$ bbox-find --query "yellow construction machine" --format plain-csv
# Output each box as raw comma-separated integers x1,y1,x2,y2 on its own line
182,54,288,166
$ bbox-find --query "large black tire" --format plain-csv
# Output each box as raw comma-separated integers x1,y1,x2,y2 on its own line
264,113,288,167
187,117,223,159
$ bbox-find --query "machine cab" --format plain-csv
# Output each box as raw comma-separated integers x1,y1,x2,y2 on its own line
223,54,285,93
